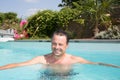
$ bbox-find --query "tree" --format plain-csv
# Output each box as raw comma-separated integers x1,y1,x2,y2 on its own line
58,0,78,8
59,0,115,37
26,8,80,39
0,12,20,30
27,10,57,38
0,13,5,28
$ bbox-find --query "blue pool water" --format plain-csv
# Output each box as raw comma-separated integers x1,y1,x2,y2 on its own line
0,41,120,80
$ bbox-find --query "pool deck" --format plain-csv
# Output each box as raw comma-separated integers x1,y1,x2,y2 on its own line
13,39,120,43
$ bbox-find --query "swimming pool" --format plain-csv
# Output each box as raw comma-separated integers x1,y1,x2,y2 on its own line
0,41,120,80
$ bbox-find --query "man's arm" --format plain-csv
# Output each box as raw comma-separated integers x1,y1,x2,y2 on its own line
74,56,120,68
0,56,42,70
94,62,120,68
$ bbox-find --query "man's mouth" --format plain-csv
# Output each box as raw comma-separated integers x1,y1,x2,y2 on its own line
54,50,60,53
53,49,62,55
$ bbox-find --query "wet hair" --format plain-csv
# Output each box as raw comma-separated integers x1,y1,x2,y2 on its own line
52,30,69,44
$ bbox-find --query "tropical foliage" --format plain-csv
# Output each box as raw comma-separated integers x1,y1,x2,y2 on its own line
59,0,120,38
26,8,80,38
0,12,20,30
0,0,119,39
26,10,57,38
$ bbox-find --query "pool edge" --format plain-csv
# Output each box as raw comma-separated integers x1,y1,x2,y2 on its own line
9,39,120,43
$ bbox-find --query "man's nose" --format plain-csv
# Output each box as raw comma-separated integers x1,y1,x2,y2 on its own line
55,44,59,49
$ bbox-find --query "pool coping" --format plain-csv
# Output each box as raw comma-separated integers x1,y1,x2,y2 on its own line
13,39,120,43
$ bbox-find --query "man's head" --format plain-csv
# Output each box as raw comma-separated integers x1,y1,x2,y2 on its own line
51,30,69,57
52,30,69,44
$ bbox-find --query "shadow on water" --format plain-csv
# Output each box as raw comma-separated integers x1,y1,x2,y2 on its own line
37,63,120,80
39,70,79,80
38,64,79,80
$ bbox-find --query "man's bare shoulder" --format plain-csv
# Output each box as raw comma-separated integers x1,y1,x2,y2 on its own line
30,55,47,64
68,54,92,64
70,55,83,61
38,53,52,64
34,53,50,59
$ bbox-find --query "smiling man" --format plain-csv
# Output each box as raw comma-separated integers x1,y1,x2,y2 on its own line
44,30,94,65
0,30,120,70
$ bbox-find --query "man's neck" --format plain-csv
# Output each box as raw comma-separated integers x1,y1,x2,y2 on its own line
51,53,65,62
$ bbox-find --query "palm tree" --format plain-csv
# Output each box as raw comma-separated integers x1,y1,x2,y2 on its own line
59,0,114,37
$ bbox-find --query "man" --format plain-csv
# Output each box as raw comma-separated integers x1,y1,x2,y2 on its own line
0,30,120,70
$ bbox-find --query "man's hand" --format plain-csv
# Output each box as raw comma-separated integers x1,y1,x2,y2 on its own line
95,62,120,68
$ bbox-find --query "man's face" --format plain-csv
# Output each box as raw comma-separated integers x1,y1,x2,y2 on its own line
51,34,68,57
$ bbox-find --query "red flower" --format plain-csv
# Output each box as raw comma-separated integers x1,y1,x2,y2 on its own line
20,20,27,28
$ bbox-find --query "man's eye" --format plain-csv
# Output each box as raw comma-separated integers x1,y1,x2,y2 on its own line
52,43,56,45
59,44,63,46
